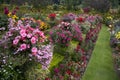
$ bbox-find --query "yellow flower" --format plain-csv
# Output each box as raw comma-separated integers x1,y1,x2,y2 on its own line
46,17,49,20
7,12,12,17
21,18,25,20
12,15,18,19
40,21,49,30
115,32,120,39
107,16,113,20
41,22,45,27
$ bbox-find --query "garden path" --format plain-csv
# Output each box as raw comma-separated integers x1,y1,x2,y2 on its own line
82,25,119,80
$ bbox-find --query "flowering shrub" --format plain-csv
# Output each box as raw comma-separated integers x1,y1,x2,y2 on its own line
62,13,77,22
76,17,85,23
49,21,83,47
0,17,53,70
20,17,50,30
45,50,87,80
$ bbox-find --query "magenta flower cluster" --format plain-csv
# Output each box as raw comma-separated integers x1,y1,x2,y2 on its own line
49,21,83,46
0,18,53,69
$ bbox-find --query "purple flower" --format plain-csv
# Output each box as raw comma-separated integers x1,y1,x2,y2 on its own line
4,7,9,15
12,10,17,15
54,68,59,73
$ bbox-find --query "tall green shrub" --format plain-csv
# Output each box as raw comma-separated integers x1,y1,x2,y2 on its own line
60,0,82,10
83,0,111,12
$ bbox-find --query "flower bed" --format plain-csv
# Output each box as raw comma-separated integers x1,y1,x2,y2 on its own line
109,20,120,77
0,7,103,80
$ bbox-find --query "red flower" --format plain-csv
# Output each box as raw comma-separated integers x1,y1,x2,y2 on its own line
81,49,85,54
76,17,84,23
75,44,81,52
15,6,19,10
81,55,86,61
73,73,80,78
48,13,56,18
66,69,72,75
83,7,91,13
45,78,50,80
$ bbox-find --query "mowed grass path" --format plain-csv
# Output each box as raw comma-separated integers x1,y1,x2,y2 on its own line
82,25,119,80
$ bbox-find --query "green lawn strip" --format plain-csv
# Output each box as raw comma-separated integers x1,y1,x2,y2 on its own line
49,53,64,70
49,40,78,70
82,25,119,80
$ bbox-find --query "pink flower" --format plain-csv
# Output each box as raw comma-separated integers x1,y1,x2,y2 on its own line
27,44,30,48
39,31,44,37
20,43,27,50
27,33,32,38
28,26,34,31
13,39,19,45
31,37,37,44
39,39,45,42
20,29,27,37
20,32,27,38
20,29,26,33
15,36,21,39
31,47,38,55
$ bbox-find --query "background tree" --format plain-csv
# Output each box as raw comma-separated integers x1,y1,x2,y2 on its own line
83,0,111,12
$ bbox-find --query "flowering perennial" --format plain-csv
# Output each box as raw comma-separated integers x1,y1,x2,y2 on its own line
0,18,53,69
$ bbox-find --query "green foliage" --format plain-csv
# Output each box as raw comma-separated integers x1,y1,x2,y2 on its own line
60,0,82,10
109,0,119,8
0,14,8,30
83,0,111,12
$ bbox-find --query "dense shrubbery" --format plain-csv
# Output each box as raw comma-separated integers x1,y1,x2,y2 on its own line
83,0,111,12
1,1,120,79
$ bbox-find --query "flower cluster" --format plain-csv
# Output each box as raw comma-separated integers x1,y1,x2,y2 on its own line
48,13,56,20
0,17,53,69
4,7,19,19
82,7,91,13
21,17,49,30
36,20,50,30
62,13,76,22
35,44,53,69
76,17,85,23
45,50,87,80
49,21,83,46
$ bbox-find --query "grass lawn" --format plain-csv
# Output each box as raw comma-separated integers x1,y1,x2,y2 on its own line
49,40,78,70
82,25,119,80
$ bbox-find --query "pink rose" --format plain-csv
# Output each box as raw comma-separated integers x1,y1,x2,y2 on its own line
13,39,19,45
31,47,38,55
20,32,27,38
20,29,27,37
27,33,32,38
31,37,37,44
20,29,26,34
20,43,27,50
